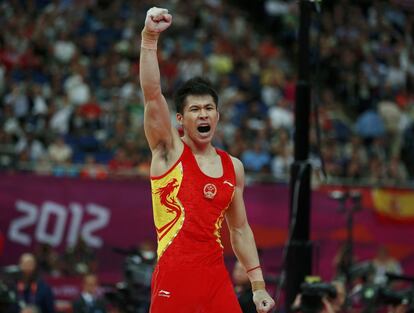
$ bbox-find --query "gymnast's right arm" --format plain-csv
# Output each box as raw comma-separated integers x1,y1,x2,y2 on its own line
139,7,176,153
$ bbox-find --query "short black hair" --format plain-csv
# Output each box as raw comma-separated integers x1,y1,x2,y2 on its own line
174,77,219,114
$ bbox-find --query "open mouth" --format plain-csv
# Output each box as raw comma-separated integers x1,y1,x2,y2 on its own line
197,125,211,133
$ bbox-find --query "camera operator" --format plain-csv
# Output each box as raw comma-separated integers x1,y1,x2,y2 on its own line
372,246,403,285
104,243,156,313
292,280,346,313
328,281,345,313
350,268,414,313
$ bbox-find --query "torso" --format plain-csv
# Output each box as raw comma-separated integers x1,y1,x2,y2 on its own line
150,141,236,267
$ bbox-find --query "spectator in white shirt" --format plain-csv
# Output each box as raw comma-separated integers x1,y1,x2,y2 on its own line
47,136,72,164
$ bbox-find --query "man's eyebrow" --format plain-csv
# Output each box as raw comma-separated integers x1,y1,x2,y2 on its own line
188,103,215,108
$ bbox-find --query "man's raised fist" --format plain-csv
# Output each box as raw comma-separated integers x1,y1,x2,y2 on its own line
144,7,172,33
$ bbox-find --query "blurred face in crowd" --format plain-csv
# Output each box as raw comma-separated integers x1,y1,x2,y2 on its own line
20,306,38,313
140,241,156,261
19,253,36,278
232,261,249,286
376,246,390,262
177,95,219,146
83,274,98,295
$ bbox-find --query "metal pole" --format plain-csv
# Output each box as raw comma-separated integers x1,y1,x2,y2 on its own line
285,0,313,311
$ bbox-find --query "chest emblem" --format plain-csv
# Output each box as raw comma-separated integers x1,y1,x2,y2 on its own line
203,183,217,199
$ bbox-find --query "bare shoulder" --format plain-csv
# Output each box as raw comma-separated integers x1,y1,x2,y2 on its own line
229,155,245,187
230,156,244,172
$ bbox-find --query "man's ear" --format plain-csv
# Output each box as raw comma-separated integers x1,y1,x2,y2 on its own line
217,111,220,122
176,113,183,125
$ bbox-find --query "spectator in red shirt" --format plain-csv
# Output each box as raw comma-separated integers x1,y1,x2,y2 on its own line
80,95,102,131
108,147,135,177
80,154,108,179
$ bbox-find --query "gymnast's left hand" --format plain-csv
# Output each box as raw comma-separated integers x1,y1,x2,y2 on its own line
253,289,276,313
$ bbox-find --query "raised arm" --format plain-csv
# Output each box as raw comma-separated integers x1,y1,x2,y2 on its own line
226,157,276,313
140,7,178,154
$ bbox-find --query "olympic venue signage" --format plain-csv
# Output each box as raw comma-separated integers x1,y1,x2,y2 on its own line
1,173,413,280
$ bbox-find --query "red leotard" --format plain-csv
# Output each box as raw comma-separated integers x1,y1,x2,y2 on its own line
149,142,242,313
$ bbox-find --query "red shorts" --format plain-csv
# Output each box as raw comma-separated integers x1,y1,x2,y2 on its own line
150,263,243,313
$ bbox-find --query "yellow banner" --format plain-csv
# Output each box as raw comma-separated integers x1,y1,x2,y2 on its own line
371,189,414,219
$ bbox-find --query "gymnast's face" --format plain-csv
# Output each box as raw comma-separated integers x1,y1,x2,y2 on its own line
177,94,219,144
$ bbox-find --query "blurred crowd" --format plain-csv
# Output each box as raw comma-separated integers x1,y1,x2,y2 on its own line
1,240,157,313
1,0,414,186
2,243,406,313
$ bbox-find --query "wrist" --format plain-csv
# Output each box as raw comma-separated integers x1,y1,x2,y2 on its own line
246,265,261,274
251,280,266,292
141,29,159,50
246,265,264,282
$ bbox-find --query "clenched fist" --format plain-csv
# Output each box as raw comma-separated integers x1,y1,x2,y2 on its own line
144,7,172,33
253,289,276,313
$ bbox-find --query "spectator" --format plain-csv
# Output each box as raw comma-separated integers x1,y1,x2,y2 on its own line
2,105,23,139
30,84,48,132
367,155,387,185
72,274,106,313
0,0,413,185
108,147,134,177
62,239,96,276
369,137,388,162
344,149,366,181
232,260,256,313
328,281,346,313
4,84,30,124
385,155,408,184
271,147,293,181
401,121,414,178
34,244,61,277
53,31,76,64
49,94,73,136
10,253,55,313
47,136,72,165
80,155,108,179
34,155,52,176
270,128,294,180
378,100,402,136
343,134,368,166
64,67,91,106
15,132,46,163
321,140,343,178
291,280,346,313
20,306,40,313
268,98,294,131
372,246,403,285
355,110,386,142
241,141,271,173
79,94,102,132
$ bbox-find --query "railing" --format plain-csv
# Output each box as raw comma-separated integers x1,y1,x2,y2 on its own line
3,159,414,189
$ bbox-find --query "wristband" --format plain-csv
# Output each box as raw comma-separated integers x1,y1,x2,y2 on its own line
141,30,159,50
251,280,266,292
246,265,261,273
